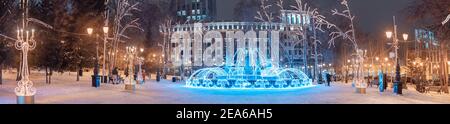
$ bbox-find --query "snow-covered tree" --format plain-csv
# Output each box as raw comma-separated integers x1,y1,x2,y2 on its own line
290,0,326,80
255,0,276,23
159,16,175,76
253,0,332,81
314,0,366,90
106,0,144,75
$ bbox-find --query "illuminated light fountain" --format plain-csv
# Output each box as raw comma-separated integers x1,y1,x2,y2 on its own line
186,48,313,89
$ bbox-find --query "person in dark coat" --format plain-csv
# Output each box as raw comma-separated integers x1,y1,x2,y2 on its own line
326,73,331,86
124,67,129,77
111,67,119,84
112,67,119,75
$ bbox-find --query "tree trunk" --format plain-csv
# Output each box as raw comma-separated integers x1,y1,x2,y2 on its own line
77,64,80,82
312,18,319,83
303,32,308,77
45,67,48,84
49,68,52,84
0,63,3,85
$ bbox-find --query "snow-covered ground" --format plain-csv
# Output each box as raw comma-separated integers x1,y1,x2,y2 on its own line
1,70,449,104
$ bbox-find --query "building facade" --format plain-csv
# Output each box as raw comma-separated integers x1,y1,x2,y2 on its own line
169,0,320,77
175,0,217,22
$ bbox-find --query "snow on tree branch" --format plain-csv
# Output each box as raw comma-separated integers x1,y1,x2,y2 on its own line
276,0,284,10
314,0,357,50
27,18,54,29
109,0,143,43
443,14,450,25
255,0,274,22
0,34,17,41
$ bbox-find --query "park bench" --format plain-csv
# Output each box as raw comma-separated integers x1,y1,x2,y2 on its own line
425,86,443,94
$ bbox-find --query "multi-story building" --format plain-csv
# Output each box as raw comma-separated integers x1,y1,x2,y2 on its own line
175,0,217,22
169,1,320,77
406,29,441,81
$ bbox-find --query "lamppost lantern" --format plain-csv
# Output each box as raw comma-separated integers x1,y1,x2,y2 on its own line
386,31,393,39
403,33,409,41
140,48,144,53
87,28,93,35
103,26,109,34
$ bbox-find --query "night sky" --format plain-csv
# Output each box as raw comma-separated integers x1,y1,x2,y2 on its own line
216,0,413,38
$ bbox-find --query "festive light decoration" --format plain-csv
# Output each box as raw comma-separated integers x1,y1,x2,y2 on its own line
186,47,313,89
124,46,137,90
14,0,37,104
15,29,37,97
136,57,144,84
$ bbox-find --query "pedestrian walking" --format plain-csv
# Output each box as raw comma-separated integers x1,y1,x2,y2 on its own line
326,73,331,86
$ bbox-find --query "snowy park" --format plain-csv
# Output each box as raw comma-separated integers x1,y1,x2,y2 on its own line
1,0,450,104
1,71,449,104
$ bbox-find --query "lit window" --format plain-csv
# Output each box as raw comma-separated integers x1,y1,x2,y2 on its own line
287,14,291,24
292,14,296,24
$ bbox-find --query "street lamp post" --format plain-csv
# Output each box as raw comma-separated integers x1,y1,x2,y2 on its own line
102,26,109,84
384,57,388,73
87,28,100,87
346,59,350,84
157,43,166,79
386,16,408,95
